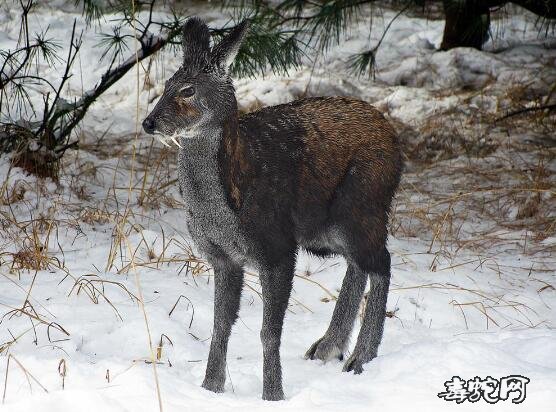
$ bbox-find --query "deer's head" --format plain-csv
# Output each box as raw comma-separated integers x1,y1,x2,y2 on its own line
142,17,249,146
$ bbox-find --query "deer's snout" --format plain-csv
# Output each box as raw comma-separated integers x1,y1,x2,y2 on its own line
142,117,156,134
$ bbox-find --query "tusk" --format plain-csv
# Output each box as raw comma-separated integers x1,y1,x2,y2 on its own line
170,136,182,148
158,137,171,147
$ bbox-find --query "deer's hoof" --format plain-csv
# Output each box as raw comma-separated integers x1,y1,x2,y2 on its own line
305,336,344,362
342,350,376,374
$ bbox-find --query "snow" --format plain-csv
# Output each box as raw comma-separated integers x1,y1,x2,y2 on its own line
1,2,555,412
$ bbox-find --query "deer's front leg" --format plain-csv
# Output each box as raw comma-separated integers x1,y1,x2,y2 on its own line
259,257,295,401
202,259,244,393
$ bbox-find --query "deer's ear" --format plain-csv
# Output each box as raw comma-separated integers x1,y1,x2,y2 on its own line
182,17,210,68
211,20,250,74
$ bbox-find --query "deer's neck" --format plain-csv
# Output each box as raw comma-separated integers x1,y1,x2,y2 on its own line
177,115,249,262
177,115,247,210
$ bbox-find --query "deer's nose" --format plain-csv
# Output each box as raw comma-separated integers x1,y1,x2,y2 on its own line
142,117,156,134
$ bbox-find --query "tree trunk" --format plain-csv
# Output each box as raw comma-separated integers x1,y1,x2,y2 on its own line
440,0,491,50
440,0,556,51
506,0,556,18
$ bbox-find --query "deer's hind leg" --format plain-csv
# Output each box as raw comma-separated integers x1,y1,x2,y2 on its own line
343,246,391,374
336,197,391,374
305,262,367,362
309,157,393,372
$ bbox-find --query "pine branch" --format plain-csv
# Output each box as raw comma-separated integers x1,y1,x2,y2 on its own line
1,1,185,161
54,28,180,142
75,0,106,25
349,1,413,77
41,20,83,142
484,0,556,18
212,19,304,77
497,104,556,121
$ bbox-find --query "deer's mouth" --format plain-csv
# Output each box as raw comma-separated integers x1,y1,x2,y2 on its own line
154,131,182,148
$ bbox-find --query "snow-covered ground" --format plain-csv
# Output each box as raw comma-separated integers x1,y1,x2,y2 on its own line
1,2,555,411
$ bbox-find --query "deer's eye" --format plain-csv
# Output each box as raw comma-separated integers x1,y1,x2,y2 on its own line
180,86,195,98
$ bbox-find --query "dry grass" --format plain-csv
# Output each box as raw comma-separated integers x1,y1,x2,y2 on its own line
65,273,138,320
392,155,555,259
2,354,49,403
0,99,197,404
390,73,555,261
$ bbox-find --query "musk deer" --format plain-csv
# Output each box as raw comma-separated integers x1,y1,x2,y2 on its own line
143,17,402,401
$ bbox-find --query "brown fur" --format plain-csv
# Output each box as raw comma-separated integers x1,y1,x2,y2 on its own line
176,98,201,119
296,97,399,204
221,116,251,210
220,96,401,256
